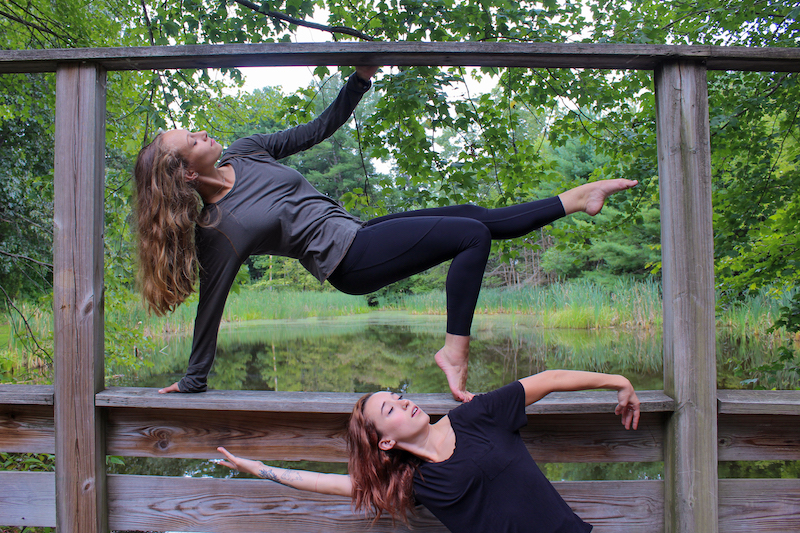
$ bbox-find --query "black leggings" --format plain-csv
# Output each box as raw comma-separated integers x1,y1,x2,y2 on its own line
327,197,565,336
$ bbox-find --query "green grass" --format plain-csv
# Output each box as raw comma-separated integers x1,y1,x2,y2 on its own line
0,323,10,348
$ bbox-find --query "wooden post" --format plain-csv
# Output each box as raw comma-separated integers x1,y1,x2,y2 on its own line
655,60,718,533
53,63,108,533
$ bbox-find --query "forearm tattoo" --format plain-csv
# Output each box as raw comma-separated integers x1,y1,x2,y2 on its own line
258,467,304,488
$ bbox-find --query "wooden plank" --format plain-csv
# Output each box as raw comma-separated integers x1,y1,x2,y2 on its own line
106,474,663,533
97,387,674,414
6,474,799,532
106,408,665,462
719,479,800,532
0,471,56,527
655,60,718,533
718,414,800,461
0,404,55,453
565,480,664,533
53,63,107,533
718,389,800,415
0,384,54,405
1,42,799,73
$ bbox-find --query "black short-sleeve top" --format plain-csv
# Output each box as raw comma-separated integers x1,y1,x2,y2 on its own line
413,381,593,533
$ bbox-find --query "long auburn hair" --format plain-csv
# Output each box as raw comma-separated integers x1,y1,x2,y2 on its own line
347,393,423,524
133,133,205,316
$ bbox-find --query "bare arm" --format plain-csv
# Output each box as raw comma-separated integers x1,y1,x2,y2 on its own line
217,447,353,497
519,370,640,430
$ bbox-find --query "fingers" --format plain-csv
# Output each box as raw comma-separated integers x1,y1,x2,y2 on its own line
615,401,640,430
355,65,380,79
217,447,239,471
158,382,180,394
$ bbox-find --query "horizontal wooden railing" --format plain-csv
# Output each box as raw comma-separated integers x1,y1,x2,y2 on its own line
2,386,799,532
1,42,799,73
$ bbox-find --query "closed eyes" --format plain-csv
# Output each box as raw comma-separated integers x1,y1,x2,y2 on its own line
387,394,403,415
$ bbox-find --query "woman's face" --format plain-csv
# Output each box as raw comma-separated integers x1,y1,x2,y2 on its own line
363,391,430,450
161,129,223,173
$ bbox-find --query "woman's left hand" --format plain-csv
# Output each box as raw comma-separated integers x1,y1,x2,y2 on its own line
614,386,640,430
355,65,380,81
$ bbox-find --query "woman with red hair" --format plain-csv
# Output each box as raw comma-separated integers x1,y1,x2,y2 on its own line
218,369,640,532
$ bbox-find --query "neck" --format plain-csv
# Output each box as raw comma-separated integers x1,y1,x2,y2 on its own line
397,417,455,463
195,165,233,203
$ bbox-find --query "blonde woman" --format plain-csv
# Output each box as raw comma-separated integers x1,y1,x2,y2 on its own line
134,64,638,401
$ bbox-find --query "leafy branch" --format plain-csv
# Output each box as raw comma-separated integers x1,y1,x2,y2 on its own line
232,0,375,41
0,283,52,363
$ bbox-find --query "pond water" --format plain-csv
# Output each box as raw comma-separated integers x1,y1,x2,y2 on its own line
112,311,769,393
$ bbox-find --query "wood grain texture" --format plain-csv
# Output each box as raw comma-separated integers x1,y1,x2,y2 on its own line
655,60,718,533
96,387,675,414
0,384,54,405
718,389,800,415
106,475,664,533
5,473,797,532
0,471,56,527
0,405,54,453
1,42,799,73
105,408,666,462
718,414,800,461
53,63,107,533
718,479,800,532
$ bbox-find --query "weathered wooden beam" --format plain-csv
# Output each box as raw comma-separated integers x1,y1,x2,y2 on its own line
5,473,797,532
0,405,54,453
105,475,664,533
1,42,799,74
53,63,107,533
718,413,800,461
718,479,800,532
0,471,55,528
104,408,666,462
96,387,675,414
655,60,718,533
0,384,54,405
717,389,800,415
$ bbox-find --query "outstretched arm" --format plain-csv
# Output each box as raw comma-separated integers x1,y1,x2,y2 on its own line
519,370,640,430
217,447,353,497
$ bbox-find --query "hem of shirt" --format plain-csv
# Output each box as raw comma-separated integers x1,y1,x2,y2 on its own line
320,223,362,283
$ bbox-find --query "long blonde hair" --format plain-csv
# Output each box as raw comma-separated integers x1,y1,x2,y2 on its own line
133,133,204,316
347,393,422,524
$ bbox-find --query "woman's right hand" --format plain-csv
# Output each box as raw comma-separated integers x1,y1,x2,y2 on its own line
158,382,180,394
355,65,380,81
217,446,264,477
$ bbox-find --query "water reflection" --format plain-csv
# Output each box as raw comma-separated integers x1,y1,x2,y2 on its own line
115,312,665,392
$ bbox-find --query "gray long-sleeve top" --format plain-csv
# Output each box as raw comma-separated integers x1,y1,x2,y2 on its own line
178,74,370,392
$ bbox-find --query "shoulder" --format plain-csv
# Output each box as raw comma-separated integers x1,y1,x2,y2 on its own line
449,381,526,430
219,136,274,163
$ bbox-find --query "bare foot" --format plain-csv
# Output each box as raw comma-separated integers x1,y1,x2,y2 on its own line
559,178,638,216
435,341,474,402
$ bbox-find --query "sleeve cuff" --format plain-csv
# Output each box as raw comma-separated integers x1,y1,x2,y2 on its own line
178,376,207,393
349,73,372,93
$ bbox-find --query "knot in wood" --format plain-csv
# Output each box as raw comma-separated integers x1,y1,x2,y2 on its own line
81,297,94,316
151,428,173,450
